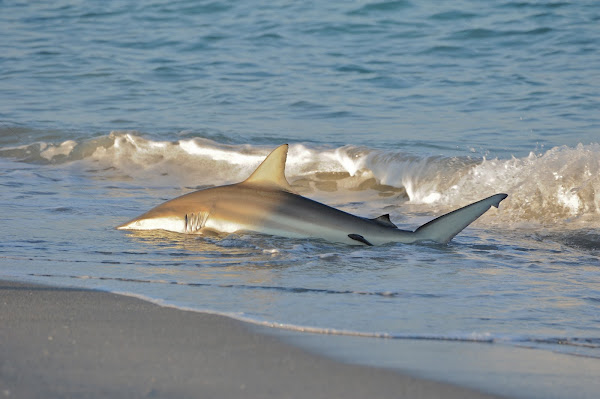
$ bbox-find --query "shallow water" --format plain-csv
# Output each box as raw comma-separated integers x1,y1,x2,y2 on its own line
1,0,600,365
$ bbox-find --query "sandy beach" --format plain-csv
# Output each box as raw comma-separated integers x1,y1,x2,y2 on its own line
0,279,504,399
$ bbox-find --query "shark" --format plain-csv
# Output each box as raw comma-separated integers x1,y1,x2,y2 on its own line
118,144,507,246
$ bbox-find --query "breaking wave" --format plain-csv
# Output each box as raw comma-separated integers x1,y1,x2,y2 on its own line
1,131,599,227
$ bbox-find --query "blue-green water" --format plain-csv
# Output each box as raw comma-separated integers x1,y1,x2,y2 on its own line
2,1,599,154
1,1,600,395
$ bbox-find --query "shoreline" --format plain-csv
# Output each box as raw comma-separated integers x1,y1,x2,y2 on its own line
0,279,502,399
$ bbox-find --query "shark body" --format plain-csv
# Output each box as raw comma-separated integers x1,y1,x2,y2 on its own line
118,144,507,246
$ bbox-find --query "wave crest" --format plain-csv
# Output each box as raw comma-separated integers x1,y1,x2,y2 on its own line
1,132,599,226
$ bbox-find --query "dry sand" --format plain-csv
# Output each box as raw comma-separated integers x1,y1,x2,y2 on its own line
0,279,503,399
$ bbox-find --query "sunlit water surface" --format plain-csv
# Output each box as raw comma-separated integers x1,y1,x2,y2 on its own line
1,0,599,366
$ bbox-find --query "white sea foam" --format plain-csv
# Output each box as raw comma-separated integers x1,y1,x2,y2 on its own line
1,132,599,227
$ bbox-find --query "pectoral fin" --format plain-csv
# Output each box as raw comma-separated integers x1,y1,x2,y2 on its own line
348,234,373,246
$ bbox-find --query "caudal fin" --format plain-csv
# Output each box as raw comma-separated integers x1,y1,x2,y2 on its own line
414,193,508,244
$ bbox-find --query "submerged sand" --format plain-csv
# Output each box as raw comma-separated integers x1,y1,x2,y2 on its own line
0,279,503,399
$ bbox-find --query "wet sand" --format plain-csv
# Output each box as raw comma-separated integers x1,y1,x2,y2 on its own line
0,279,503,399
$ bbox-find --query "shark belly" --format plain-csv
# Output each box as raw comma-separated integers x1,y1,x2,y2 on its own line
117,216,186,232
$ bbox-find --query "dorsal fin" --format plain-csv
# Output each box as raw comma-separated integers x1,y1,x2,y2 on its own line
371,214,397,228
243,144,293,191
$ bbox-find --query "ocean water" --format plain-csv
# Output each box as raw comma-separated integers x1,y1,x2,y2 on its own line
1,0,600,375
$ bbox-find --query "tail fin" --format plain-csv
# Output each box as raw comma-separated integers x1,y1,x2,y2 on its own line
415,193,508,244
